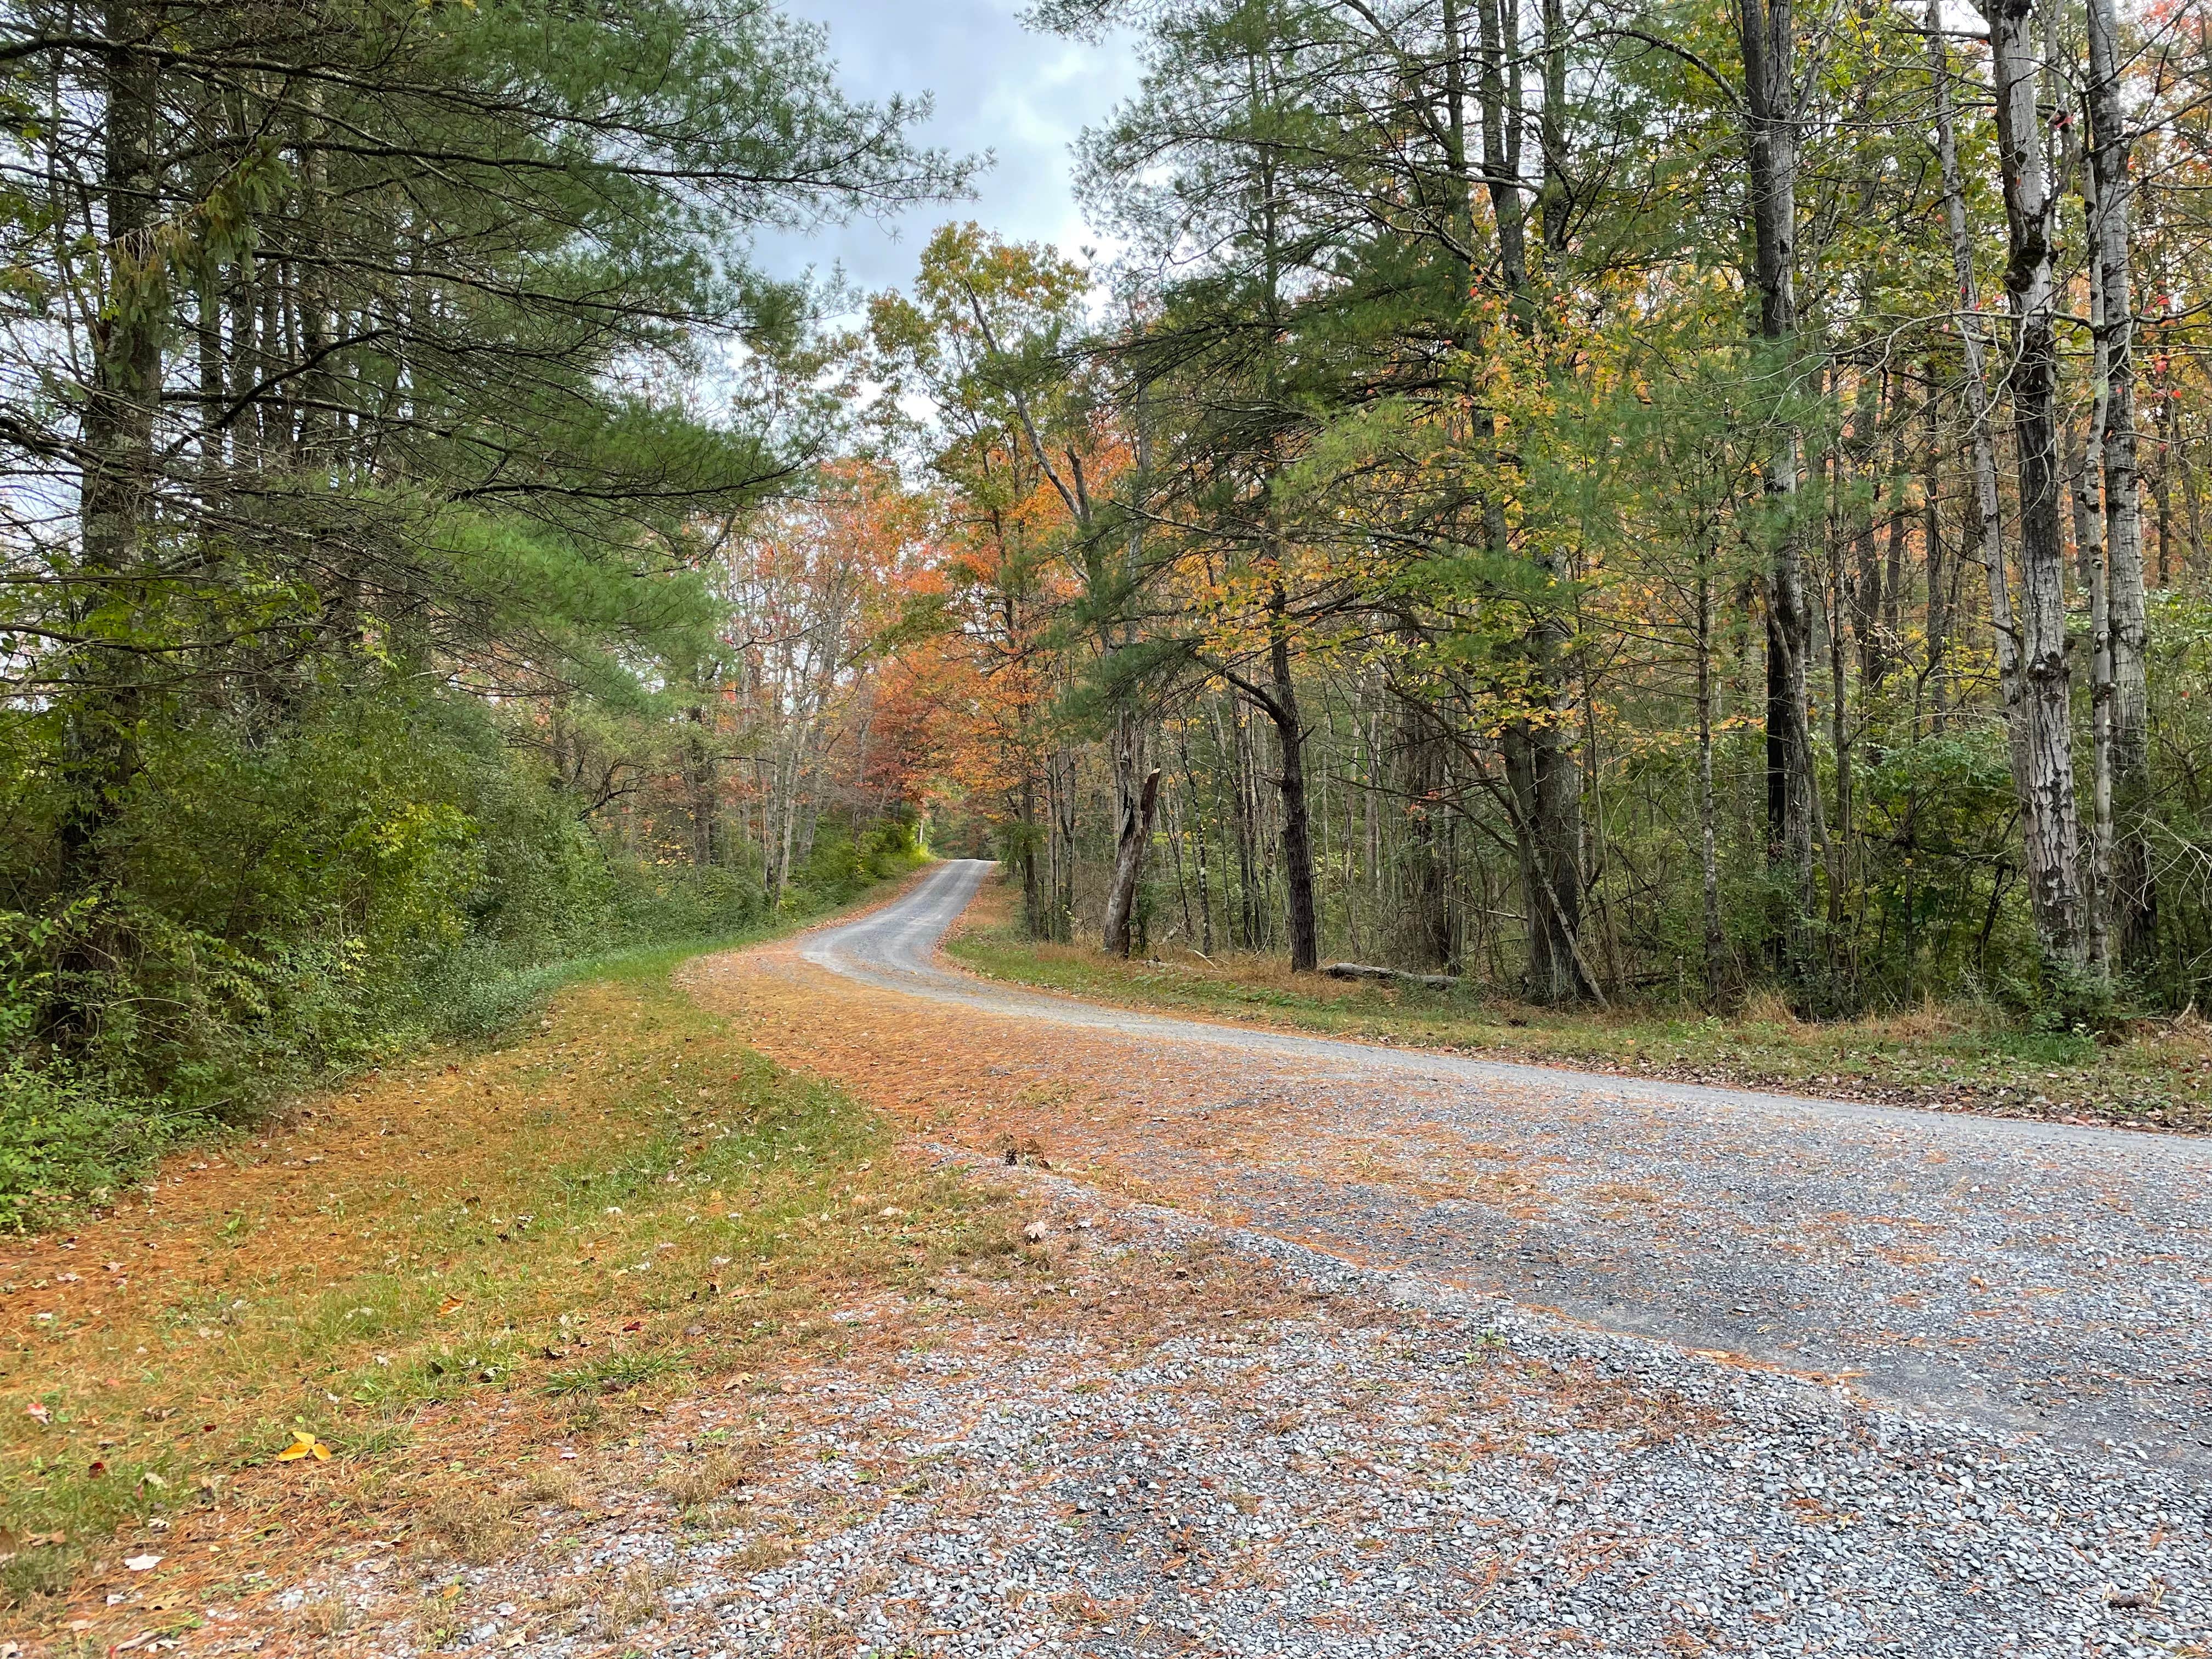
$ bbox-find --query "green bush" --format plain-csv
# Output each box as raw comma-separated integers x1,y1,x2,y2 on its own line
0,673,922,1227
0,1059,204,1231
793,811,926,907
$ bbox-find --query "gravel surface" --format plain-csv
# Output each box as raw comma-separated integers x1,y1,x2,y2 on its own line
241,861,2212,1657
799,860,2212,1466
271,1175,2208,1659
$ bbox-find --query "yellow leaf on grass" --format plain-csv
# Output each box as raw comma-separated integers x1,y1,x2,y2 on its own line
275,1430,332,1463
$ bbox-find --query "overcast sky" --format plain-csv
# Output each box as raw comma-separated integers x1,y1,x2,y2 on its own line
758,0,1141,298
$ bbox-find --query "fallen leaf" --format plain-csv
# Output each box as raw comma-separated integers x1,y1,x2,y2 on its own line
275,1430,332,1463
437,1295,464,1317
123,1553,162,1571
23,1403,49,1425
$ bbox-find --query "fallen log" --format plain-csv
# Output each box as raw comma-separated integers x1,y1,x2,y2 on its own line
1323,962,1461,991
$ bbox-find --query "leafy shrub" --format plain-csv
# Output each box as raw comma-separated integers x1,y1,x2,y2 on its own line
794,811,926,906
0,1059,204,1229
0,677,912,1226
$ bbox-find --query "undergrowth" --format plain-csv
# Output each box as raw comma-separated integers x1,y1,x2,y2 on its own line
0,836,926,1231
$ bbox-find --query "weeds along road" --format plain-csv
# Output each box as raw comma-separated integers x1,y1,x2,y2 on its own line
795,857,2212,1468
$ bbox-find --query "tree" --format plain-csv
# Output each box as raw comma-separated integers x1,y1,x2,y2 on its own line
1978,0,2091,973
2,0,966,1096
868,225,1163,952
2084,0,2154,969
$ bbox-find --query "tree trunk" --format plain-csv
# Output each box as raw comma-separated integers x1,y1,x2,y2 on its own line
76,0,162,648
2071,308,2114,980
1739,0,1818,969
1922,424,1953,734
1049,748,1078,942
1018,773,1043,938
2086,0,2155,969
1102,712,1160,958
2183,438,2208,572
1394,683,1454,971
1180,725,1216,956
59,0,162,936
1882,437,1906,675
1697,552,1726,1001
1261,594,1321,972
1827,521,1850,929
2154,376,2175,587
683,703,719,868
1979,0,2090,970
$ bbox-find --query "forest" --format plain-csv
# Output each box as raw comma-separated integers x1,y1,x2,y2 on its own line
7,0,2212,1214
882,0,2212,1024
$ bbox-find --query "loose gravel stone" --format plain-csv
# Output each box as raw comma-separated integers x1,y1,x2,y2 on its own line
274,1182,2208,1658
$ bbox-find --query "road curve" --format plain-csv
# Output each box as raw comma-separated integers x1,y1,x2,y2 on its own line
803,858,2212,1463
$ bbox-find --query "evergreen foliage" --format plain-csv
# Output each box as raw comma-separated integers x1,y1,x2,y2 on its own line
0,0,961,1219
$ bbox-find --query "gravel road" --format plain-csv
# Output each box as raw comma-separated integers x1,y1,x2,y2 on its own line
805,859,2212,1469
313,1173,2210,1659
290,861,2212,1659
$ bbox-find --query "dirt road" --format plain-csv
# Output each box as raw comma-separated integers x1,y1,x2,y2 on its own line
795,858,2212,1466
306,861,2211,1658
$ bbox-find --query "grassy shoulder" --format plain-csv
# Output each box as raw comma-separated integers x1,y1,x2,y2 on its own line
0,862,1029,1639
944,876,2209,1134
0,851,927,1234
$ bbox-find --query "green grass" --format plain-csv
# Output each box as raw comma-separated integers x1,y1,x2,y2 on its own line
946,909,2207,1132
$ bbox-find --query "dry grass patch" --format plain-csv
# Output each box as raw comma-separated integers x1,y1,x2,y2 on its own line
657,1442,762,1508
598,1561,674,1638
417,1485,528,1562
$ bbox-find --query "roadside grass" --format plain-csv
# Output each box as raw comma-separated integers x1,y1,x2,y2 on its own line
0,848,930,1236
0,871,1024,1640
944,877,2209,1132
